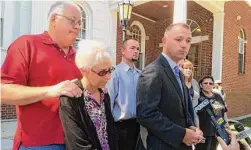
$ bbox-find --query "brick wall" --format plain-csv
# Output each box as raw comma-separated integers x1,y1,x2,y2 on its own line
116,13,123,64
1,105,16,119
154,18,173,60
222,1,251,117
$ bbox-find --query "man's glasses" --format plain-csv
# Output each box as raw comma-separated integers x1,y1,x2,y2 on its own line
55,14,82,27
202,82,214,86
91,67,115,77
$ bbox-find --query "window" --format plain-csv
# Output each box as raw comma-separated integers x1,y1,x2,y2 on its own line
187,45,201,80
187,19,202,37
238,29,246,74
73,4,86,49
129,25,142,69
186,19,202,80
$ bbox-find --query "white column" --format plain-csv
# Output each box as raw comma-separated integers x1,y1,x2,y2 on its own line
1,1,15,65
19,1,32,35
2,1,16,49
31,1,54,34
0,1,3,17
173,0,187,23
109,10,118,65
212,11,224,81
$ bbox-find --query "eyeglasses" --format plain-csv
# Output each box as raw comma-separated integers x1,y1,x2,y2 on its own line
91,67,115,77
55,14,82,26
202,82,214,85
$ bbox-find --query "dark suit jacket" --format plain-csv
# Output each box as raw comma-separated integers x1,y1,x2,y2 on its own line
59,80,118,150
136,55,194,150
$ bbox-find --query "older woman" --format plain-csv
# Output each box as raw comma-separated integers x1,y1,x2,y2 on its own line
59,40,118,150
179,59,200,126
196,75,228,150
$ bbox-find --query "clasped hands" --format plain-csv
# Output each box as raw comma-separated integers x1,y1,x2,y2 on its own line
182,126,205,146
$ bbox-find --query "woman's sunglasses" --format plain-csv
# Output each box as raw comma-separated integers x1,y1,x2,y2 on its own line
202,82,214,86
91,67,115,77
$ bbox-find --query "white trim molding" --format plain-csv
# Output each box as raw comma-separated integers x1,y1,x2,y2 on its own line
159,35,209,47
245,0,251,8
132,12,156,23
191,35,209,44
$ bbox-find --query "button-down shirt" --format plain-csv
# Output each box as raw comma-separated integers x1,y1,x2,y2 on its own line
1,31,82,149
85,90,110,150
106,62,141,122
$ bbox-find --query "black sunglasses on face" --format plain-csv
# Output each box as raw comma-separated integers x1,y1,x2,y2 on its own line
91,67,115,77
202,82,214,85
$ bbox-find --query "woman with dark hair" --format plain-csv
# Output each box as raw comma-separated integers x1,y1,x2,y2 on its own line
195,76,229,150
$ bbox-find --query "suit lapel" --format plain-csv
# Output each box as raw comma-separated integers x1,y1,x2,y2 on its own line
158,55,184,101
157,55,190,125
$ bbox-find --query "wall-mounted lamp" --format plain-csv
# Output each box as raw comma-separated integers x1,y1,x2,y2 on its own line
118,0,133,40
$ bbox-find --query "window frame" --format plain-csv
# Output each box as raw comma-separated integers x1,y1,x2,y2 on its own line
186,19,202,80
72,2,92,49
238,29,246,74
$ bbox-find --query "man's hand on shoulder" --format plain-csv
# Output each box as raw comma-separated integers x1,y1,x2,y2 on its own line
47,79,82,98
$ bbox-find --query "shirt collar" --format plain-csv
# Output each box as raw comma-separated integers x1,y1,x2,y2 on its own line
120,61,140,73
41,31,76,56
161,52,178,71
41,31,56,45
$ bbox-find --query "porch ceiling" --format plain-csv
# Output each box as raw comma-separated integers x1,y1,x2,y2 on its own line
132,1,213,22
132,1,173,21
193,0,226,13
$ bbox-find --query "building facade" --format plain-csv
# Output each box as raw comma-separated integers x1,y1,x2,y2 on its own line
1,0,251,119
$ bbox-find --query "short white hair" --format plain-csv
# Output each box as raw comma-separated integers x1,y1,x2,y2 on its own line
47,1,79,21
75,40,112,70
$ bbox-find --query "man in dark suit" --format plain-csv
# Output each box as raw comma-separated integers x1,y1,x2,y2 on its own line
136,23,204,150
